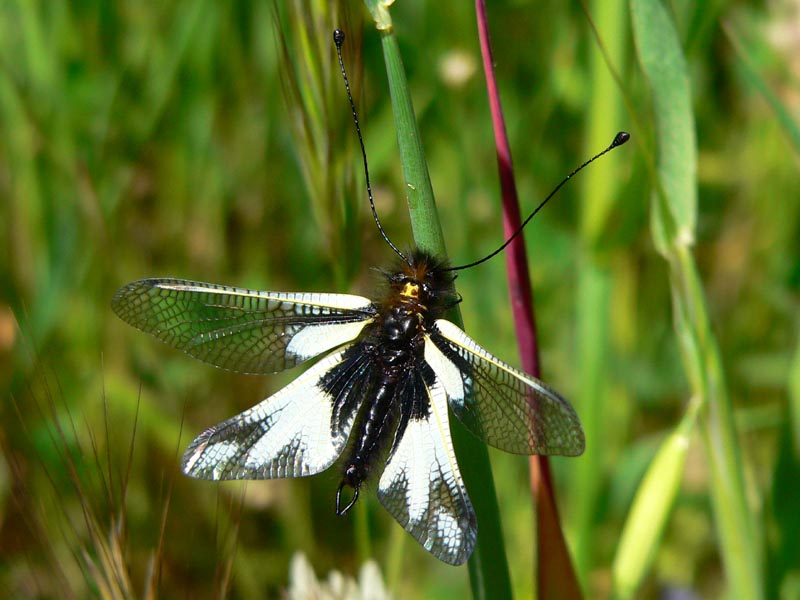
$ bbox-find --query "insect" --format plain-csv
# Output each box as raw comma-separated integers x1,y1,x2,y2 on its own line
112,30,628,565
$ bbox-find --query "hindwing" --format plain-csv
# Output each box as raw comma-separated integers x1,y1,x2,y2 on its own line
182,344,373,480
426,319,585,456
377,365,476,566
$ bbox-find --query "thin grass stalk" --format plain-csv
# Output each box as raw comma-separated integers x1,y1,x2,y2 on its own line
19,368,135,597
630,1,764,597
474,2,581,599
4,403,75,597
376,36,447,255
674,245,763,597
571,0,629,585
145,404,182,600
364,2,512,596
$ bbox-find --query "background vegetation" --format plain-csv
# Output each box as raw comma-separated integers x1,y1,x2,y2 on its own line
2,1,798,598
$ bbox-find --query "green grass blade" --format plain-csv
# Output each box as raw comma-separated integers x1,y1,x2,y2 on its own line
631,1,764,598
572,261,611,580
378,34,448,256
371,12,512,599
572,0,629,584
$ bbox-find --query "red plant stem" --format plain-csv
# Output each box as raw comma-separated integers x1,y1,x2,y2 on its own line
474,2,582,598
475,9,538,378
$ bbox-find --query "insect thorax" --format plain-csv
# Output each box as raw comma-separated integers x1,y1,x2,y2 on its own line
378,249,457,323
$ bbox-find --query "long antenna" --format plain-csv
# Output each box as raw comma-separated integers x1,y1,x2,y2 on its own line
334,29,409,265
446,131,630,272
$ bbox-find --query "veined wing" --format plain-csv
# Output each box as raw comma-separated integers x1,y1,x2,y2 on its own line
182,343,372,480
112,278,376,374
377,365,476,566
426,319,585,456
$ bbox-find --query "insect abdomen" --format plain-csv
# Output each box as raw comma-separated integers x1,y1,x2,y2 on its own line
343,377,399,483
336,304,424,514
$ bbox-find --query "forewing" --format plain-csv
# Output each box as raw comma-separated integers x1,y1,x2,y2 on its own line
182,344,369,480
377,368,476,566
427,319,585,456
112,278,376,374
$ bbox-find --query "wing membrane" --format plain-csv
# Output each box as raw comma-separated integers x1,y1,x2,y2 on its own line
112,278,376,374
182,344,370,480
377,369,476,566
427,319,585,456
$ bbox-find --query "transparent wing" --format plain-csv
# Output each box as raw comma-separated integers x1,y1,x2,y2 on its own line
426,319,585,456
112,278,376,374
377,368,476,566
182,344,372,480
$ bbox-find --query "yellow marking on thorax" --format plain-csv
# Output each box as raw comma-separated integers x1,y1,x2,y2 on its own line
400,283,428,322
400,282,420,300
398,282,428,316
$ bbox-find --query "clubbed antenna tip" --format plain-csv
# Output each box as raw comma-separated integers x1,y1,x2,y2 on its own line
333,28,345,48
612,131,631,147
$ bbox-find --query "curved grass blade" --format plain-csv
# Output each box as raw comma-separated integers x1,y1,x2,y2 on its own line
631,1,764,597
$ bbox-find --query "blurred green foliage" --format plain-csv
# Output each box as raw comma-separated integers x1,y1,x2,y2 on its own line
1,1,798,598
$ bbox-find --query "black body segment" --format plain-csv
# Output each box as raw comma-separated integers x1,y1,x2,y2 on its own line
335,290,435,510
